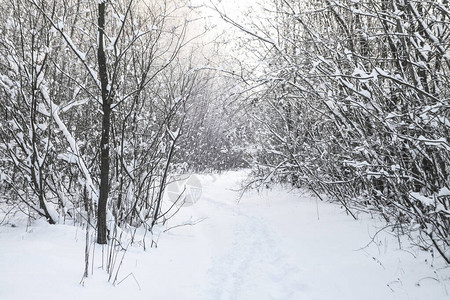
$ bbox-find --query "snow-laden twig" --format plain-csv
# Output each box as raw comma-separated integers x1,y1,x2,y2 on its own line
39,85,98,203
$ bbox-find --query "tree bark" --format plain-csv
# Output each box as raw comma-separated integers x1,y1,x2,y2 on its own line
97,1,111,244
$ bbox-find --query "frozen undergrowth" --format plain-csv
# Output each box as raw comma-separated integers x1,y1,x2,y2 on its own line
0,170,449,300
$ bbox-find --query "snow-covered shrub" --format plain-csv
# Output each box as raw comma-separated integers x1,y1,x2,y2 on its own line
229,0,450,263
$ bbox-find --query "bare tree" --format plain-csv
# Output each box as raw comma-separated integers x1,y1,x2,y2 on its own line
0,0,207,247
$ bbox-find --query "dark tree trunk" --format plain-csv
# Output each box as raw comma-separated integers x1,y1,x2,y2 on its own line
97,1,111,244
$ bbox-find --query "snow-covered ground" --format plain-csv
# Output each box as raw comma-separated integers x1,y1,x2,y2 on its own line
0,171,449,299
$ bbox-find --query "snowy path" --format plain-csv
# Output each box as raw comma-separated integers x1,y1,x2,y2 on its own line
0,171,449,300
177,172,449,300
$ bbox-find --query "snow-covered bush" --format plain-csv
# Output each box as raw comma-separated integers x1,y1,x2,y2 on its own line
226,0,450,263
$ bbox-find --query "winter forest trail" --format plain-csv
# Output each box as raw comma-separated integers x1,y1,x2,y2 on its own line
0,171,449,300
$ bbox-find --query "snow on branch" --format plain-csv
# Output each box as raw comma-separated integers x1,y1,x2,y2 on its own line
27,0,102,91
39,85,98,203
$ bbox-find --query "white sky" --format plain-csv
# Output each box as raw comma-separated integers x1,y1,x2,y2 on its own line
180,0,271,71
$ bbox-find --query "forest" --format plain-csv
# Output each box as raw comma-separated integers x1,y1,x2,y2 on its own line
0,0,449,293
